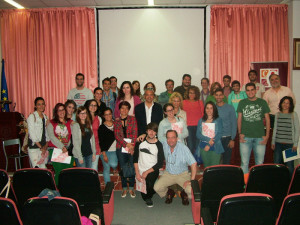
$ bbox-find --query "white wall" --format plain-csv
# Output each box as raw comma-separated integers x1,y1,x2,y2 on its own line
288,0,300,114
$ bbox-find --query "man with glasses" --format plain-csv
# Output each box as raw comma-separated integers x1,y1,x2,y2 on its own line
154,130,197,206
67,73,93,107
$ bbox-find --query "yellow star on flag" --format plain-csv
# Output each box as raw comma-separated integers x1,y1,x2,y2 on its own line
2,89,6,94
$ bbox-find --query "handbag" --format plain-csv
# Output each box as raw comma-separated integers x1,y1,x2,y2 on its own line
122,155,135,178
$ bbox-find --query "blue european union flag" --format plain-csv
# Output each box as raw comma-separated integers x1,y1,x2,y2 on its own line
1,59,9,112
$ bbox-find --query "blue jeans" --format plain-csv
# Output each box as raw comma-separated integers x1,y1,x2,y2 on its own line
100,151,118,184
239,137,266,174
75,154,93,169
274,142,294,177
91,155,100,171
116,148,135,189
187,126,199,154
221,136,232,165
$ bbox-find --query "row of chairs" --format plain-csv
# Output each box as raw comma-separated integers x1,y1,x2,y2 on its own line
191,164,300,225
0,168,115,225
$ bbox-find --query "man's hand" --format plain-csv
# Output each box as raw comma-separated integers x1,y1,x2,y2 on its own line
271,144,275,150
183,180,191,188
239,134,246,143
141,171,149,179
292,146,297,152
137,134,146,142
103,153,108,163
260,136,268,145
92,154,96,162
136,173,143,182
228,140,235,149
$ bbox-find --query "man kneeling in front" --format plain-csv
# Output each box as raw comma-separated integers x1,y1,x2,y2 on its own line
154,130,197,205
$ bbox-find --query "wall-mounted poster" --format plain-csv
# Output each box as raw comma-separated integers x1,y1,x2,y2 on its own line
260,68,279,88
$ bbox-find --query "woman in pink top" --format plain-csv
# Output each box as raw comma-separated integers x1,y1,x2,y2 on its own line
114,81,141,118
85,99,102,171
183,85,204,154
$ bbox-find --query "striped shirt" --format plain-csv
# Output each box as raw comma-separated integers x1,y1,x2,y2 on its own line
275,113,293,144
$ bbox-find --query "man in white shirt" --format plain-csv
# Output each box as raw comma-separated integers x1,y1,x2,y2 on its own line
242,70,265,98
67,73,93,107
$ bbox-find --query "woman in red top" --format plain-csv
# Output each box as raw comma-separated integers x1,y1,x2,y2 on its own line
114,101,138,198
85,99,102,172
47,103,74,183
183,85,204,154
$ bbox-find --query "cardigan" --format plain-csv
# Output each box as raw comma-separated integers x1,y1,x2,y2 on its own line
196,117,224,154
114,115,138,149
71,123,96,161
114,95,141,118
158,117,188,143
272,112,300,147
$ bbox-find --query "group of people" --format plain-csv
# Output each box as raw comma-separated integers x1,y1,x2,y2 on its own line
26,70,298,208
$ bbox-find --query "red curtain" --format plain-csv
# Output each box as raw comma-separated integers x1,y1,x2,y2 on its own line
209,5,289,86
0,7,97,118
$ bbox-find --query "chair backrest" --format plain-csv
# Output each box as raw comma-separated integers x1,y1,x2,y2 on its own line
276,193,300,225
245,164,290,213
3,139,21,156
58,168,104,219
287,165,300,195
23,197,82,225
0,169,17,202
12,168,57,208
216,193,276,225
0,197,23,225
201,165,245,222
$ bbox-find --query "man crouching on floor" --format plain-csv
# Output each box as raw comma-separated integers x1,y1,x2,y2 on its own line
154,130,197,205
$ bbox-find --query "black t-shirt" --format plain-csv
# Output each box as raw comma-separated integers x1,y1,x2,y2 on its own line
81,128,92,157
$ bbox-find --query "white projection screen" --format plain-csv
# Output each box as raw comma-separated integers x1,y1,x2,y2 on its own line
97,7,206,94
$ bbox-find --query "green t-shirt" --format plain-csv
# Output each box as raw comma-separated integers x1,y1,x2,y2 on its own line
237,98,270,138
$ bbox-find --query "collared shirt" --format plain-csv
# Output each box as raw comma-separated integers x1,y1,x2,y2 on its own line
162,141,196,175
145,102,154,125
102,89,115,113
263,86,296,115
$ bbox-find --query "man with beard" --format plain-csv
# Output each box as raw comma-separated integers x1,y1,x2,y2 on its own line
67,73,93,107
133,122,164,207
242,70,265,98
174,74,192,100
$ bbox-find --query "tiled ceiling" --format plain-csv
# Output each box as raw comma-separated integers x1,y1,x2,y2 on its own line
0,0,289,9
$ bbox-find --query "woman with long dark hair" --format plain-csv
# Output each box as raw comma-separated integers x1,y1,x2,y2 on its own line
85,99,102,171
27,97,49,168
114,81,141,118
71,106,96,168
93,87,107,117
196,101,224,168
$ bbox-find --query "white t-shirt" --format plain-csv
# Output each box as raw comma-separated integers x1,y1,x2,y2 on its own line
242,82,265,98
67,87,93,107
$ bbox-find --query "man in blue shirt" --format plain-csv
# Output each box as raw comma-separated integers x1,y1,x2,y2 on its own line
214,88,237,164
154,130,197,206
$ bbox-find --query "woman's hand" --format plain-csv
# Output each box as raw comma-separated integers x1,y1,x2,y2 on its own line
79,159,84,164
292,146,297,152
92,155,96,162
271,144,275,150
62,147,68,153
204,145,210,152
209,138,214,146
103,153,109,163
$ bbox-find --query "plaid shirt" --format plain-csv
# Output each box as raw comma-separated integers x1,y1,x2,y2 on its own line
114,115,138,148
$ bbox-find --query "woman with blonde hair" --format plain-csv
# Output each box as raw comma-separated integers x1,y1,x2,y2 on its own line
169,92,187,123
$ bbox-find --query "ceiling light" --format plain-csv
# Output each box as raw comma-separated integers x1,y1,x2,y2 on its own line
148,0,154,6
4,0,25,9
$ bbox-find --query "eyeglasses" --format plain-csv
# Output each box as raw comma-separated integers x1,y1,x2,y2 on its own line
79,112,87,115
166,109,174,113
104,113,112,116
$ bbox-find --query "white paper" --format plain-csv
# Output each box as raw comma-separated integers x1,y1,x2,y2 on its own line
51,148,72,164
135,178,147,194
202,122,215,138
121,138,132,153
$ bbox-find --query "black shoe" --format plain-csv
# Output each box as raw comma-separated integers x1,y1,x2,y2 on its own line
145,199,153,208
180,190,189,206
